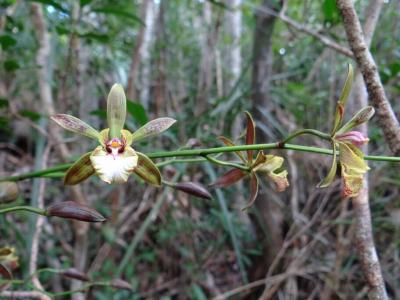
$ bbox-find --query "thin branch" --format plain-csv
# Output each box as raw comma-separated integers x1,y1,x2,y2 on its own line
243,2,353,58
29,144,51,298
1,142,400,182
336,0,400,156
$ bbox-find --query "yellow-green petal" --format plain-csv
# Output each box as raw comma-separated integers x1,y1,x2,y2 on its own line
107,84,126,138
318,142,337,188
64,152,95,185
339,142,369,174
131,118,176,143
332,64,354,134
133,152,162,186
51,114,101,141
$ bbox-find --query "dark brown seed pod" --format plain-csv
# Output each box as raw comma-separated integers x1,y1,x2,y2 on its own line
46,201,106,222
173,182,212,199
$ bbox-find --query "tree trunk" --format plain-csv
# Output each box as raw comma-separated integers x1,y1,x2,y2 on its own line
250,0,283,280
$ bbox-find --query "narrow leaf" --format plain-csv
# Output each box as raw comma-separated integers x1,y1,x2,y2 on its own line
332,64,354,133
131,118,176,143
51,114,100,140
126,100,148,126
93,6,144,25
209,169,247,188
241,172,259,211
318,142,337,187
46,201,106,222
64,152,95,185
133,152,162,186
107,84,126,138
173,182,212,199
245,111,255,163
218,136,246,163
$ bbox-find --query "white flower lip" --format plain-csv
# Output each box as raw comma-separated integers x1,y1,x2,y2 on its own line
90,146,138,184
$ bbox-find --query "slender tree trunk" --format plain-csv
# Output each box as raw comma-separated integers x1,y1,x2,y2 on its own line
139,0,158,110
30,5,89,299
250,0,284,286
127,0,149,101
349,1,388,299
336,0,400,156
224,0,242,94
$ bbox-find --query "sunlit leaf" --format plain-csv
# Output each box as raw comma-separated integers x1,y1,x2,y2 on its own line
131,118,176,143
133,152,162,186
51,114,101,140
64,152,95,185
107,84,126,138
209,168,247,188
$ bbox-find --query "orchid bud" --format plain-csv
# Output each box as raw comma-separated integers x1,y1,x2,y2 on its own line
337,106,375,134
46,201,106,222
62,268,90,282
335,131,369,147
0,182,19,204
172,182,212,199
110,278,133,291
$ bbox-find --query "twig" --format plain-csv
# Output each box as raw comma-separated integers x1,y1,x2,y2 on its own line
336,0,400,156
243,2,353,58
0,291,50,299
29,144,51,298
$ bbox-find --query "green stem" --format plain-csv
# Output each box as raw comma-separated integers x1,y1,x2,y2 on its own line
281,129,331,144
1,143,400,182
204,155,249,171
0,163,71,182
0,205,48,216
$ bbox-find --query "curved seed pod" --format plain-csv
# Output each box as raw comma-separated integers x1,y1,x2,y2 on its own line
110,278,133,291
172,182,212,199
0,182,19,204
62,268,90,282
47,201,106,222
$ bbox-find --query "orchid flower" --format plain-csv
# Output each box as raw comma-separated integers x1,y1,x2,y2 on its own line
51,84,176,185
211,112,289,210
319,64,375,197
